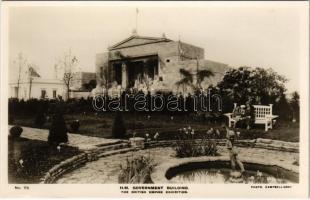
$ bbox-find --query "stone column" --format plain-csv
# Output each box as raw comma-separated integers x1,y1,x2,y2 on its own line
121,63,127,89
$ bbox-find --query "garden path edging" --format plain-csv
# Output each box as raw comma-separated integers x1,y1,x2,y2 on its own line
41,140,137,183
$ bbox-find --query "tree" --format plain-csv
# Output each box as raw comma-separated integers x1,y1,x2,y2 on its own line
290,91,300,122
197,69,214,89
274,94,290,121
176,68,214,93
57,49,78,100
82,79,97,91
27,63,40,99
176,68,194,93
217,67,287,105
112,111,126,138
14,53,27,99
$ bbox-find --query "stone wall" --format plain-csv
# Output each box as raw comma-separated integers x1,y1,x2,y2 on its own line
41,153,88,183
179,41,204,60
163,59,229,92
41,141,134,183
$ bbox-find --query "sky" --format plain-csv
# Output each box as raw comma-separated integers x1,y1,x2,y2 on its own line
8,2,307,92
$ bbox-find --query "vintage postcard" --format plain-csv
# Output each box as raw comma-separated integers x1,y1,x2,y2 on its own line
0,1,309,198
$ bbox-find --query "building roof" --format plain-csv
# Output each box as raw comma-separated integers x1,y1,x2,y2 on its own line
9,78,63,85
109,35,172,50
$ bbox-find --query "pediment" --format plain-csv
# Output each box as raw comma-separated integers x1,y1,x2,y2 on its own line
109,35,171,50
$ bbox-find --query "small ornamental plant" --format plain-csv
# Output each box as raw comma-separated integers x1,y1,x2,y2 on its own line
118,156,154,184
70,120,80,133
154,132,159,141
9,126,23,139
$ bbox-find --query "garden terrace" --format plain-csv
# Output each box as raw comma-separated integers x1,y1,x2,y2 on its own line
10,111,299,142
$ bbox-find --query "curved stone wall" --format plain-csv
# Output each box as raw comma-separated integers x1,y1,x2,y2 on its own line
42,138,298,183
41,153,88,183
41,141,134,183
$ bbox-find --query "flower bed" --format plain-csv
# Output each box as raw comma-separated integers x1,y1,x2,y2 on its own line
175,126,219,157
8,137,81,183
118,156,154,184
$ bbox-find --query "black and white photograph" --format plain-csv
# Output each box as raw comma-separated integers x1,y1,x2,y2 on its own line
0,1,309,198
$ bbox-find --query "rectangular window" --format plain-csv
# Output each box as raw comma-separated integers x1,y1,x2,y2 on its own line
53,90,57,98
41,89,46,99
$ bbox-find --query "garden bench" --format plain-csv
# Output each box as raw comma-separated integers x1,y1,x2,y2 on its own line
224,103,278,131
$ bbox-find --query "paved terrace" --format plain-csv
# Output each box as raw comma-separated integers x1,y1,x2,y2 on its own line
11,126,121,150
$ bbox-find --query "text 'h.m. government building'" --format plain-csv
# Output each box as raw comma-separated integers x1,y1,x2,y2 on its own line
94,31,229,95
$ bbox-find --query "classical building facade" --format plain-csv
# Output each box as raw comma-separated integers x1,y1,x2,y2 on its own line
95,33,229,94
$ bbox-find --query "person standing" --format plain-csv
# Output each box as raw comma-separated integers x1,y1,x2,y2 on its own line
243,100,255,130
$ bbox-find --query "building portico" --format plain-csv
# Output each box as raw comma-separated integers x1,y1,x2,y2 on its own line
95,33,229,95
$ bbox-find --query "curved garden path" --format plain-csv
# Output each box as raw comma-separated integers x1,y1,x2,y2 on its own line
56,146,299,184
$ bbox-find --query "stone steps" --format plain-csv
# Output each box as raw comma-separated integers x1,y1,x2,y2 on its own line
96,142,130,152
86,142,133,161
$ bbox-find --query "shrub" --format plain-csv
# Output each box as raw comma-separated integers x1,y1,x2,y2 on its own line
70,120,80,133
112,112,126,138
48,114,68,145
118,156,154,183
290,91,300,122
9,126,23,139
175,127,218,158
34,112,46,128
126,121,144,129
8,115,15,125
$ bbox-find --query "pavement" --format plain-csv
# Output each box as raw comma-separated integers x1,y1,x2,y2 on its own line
10,126,121,150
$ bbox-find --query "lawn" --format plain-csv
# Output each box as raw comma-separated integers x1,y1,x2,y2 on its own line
8,137,81,183
11,112,299,142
